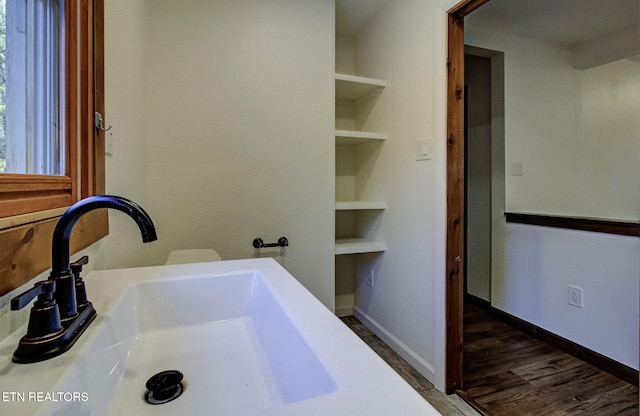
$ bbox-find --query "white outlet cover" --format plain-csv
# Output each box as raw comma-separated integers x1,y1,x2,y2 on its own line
568,285,583,308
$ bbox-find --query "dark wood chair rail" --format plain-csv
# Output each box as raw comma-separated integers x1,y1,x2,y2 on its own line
505,212,640,237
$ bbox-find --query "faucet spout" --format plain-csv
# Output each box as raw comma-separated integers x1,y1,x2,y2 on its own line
11,195,157,363
51,195,157,322
51,195,158,277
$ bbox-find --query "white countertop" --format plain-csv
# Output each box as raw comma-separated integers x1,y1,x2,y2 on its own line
0,258,441,415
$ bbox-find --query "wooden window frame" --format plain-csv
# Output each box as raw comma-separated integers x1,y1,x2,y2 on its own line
0,0,107,297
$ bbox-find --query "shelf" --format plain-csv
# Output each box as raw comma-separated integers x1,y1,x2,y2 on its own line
335,238,387,255
335,201,387,210
335,129,386,146
335,73,387,103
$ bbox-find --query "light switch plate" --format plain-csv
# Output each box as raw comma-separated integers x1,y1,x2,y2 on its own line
511,161,523,176
416,139,431,161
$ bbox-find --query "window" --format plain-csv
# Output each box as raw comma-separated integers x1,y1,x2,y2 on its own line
3,0,66,176
0,0,106,296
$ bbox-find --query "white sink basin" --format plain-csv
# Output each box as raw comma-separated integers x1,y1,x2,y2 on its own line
0,259,441,416
103,272,336,415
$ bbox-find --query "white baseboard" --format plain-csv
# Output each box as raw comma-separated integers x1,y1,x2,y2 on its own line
354,307,436,383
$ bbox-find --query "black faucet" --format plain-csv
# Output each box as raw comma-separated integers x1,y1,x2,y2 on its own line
10,195,157,363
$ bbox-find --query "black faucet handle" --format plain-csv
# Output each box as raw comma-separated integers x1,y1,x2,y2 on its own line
11,280,57,311
71,256,90,308
70,256,89,275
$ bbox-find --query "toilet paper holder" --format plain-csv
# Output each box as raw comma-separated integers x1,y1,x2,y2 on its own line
253,236,289,249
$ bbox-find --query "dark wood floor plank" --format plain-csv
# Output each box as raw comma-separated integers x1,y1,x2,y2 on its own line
464,370,532,397
463,300,638,415
465,343,564,381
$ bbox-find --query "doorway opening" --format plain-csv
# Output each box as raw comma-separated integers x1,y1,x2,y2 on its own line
446,0,640,397
464,47,504,307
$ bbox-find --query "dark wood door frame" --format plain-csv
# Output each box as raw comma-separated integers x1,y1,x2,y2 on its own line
445,0,490,394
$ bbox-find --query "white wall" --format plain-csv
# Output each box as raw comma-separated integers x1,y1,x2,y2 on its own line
466,24,640,369
576,59,640,220
493,224,639,369
345,0,449,388
100,0,155,270
102,1,453,391
101,0,336,309
466,24,640,221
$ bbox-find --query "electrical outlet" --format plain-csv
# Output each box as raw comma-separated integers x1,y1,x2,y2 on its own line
568,285,583,308
367,269,375,288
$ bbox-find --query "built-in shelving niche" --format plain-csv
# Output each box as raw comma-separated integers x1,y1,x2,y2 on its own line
334,72,387,317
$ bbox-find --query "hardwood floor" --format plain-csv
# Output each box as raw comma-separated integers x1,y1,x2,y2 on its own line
462,301,639,415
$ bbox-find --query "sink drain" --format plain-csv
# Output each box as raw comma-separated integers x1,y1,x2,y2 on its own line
144,370,184,405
